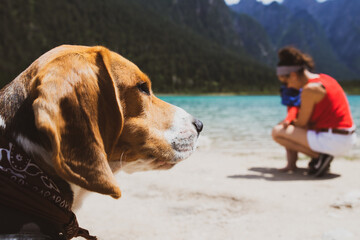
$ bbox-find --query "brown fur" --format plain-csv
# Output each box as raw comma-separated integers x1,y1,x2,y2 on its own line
0,45,181,199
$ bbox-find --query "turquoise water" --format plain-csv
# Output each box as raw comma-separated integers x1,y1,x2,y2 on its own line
160,95,360,156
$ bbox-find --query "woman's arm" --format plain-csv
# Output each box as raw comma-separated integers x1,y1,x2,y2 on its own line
293,83,326,128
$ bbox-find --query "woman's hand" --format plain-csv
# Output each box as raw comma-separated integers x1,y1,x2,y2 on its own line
278,120,292,129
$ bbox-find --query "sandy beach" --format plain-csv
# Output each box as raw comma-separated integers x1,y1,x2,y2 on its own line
74,147,360,240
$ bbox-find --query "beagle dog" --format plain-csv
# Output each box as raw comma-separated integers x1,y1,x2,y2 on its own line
0,45,202,238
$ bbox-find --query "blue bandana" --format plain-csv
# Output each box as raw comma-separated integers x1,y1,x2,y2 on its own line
280,85,302,107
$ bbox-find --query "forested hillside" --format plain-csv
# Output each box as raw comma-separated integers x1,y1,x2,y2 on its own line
134,0,277,65
0,0,277,93
0,0,358,94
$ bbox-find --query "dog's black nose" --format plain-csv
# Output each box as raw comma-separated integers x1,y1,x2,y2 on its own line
193,119,203,134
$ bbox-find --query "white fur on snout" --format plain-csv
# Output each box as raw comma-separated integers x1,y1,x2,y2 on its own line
164,106,198,161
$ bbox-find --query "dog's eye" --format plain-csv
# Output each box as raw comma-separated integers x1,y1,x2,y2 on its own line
137,82,150,95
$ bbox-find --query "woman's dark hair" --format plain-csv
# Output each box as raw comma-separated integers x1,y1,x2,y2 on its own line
277,46,315,71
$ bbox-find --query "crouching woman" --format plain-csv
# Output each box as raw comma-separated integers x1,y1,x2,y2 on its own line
272,46,357,177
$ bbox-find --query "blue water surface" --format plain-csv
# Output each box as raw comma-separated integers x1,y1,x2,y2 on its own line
159,95,360,156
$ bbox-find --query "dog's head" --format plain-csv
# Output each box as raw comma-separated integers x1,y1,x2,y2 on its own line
27,45,202,198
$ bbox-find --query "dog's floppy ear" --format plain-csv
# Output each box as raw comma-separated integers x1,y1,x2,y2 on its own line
32,48,123,198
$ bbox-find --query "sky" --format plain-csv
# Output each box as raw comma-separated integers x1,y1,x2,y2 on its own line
224,0,328,5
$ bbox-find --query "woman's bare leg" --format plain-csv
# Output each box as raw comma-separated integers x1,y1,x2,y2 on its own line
278,148,298,172
272,124,319,168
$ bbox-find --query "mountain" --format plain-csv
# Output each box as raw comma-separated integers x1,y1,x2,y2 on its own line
133,0,276,65
283,0,318,12
231,0,292,47
0,0,277,93
232,13,276,65
230,0,359,79
309,0,360,75
0,0,358,94
277,9,353,78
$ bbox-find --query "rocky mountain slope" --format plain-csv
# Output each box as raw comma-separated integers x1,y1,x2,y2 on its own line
230,0,358,79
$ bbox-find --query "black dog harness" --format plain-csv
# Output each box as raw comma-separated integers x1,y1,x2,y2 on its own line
0,136,96,240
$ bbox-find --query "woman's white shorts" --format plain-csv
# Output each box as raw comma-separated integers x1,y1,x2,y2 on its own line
307,128,357,156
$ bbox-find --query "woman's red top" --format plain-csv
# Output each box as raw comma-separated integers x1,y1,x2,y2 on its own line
308,74,354,130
